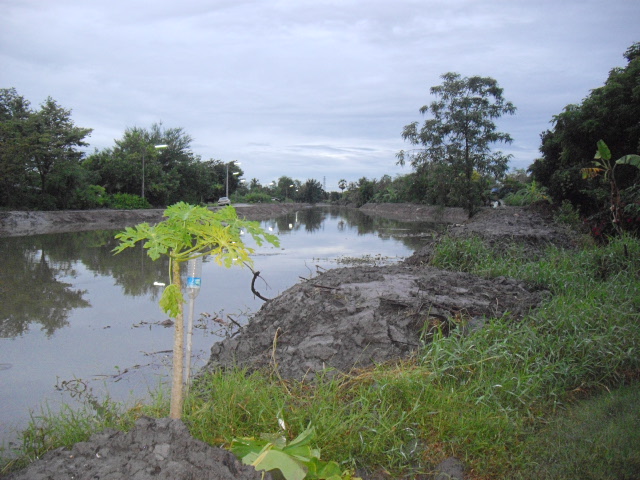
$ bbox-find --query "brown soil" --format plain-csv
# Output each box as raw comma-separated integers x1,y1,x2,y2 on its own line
1,203,575,480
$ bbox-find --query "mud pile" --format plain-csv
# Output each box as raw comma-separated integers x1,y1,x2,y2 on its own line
2,416,270,480
204,263,547,380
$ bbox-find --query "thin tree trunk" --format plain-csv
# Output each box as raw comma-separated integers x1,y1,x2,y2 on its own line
169,258,185,419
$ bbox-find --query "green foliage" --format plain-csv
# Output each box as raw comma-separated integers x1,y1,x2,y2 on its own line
298,179,325,204
244,192,274,203
530,42,640,219
0,88,92,209
581,140,640,234
231,426,359,480
107,192,152,210
503,180,550,206
397,72,516,215
553,200,583,230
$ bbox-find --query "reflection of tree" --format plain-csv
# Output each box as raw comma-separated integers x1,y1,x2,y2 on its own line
71,231,168,298
0,237,89,338
0,229,171,339
43,230,169,298
269,209,326,234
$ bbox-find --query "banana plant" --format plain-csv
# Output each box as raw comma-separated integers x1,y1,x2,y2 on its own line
114,202,279,418
581,140,640,234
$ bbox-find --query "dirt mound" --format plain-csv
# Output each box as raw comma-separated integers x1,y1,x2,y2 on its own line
204,263,547,380
2,416,269,480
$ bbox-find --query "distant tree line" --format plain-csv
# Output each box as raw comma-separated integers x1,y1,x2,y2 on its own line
2,41,638,228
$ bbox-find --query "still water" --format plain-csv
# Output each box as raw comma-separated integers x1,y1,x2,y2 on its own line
0,207,437,446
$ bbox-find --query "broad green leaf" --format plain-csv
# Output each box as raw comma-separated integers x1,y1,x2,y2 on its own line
616,154,640,168
250,449,307,480
595,139,611,161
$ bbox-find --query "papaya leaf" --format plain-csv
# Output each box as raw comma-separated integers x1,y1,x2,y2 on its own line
159,284,184,317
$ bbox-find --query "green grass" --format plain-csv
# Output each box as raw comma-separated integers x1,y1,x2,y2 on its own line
2,232,639,479
509,383,640,479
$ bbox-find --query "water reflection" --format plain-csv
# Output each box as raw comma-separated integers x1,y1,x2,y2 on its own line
0,231,169,339
0,236,89,338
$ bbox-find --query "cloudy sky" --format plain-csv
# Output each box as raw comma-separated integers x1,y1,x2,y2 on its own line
1,1,638,191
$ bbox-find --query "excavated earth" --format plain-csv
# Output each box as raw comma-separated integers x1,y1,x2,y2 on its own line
1,203,577,480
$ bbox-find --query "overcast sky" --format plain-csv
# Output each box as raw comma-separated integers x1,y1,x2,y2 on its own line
1,1,638,191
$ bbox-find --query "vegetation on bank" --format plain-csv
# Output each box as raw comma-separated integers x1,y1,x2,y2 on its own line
2,219,639,479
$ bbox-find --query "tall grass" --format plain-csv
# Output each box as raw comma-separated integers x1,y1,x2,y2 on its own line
2,233,639,478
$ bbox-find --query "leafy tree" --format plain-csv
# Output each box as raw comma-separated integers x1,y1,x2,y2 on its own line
84,124,227,206
26,97,92,204
0,88,32,207
297,179,324,204
397,72,516,215
581,140,640,234
0,90,92,209
114,203,279,418
276,176,296,201
338,179,347,193
530,42,640,216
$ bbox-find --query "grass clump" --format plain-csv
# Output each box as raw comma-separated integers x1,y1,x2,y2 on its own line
2,231,639,478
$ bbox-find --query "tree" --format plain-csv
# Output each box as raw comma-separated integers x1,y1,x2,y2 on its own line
276,176,295,201
530,42,640,217
0,90,92,209
298,179,324,204
84,124,222,206
27,97,93,200
0,88,31,207
338,179,347,193
397,72,516,215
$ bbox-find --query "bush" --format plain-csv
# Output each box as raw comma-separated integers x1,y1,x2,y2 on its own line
71,185,108,209
243,192,273,204
107,193,152,210
503,181,550,206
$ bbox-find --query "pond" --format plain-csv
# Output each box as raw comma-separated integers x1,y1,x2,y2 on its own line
0,207,439,447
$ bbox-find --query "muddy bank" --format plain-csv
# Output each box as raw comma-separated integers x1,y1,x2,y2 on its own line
0,203,307,237
359,203,468,223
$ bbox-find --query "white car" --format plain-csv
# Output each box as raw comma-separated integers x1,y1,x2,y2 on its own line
217,197,231,206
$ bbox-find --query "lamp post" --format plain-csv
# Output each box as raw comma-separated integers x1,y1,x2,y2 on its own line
142,144,168,200
225,161,241,198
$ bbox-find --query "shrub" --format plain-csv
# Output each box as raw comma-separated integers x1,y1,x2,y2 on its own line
243,192,273,204
107,193,152,210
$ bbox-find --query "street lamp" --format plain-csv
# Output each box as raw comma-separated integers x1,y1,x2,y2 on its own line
142,144,168,200
226,161,241,198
